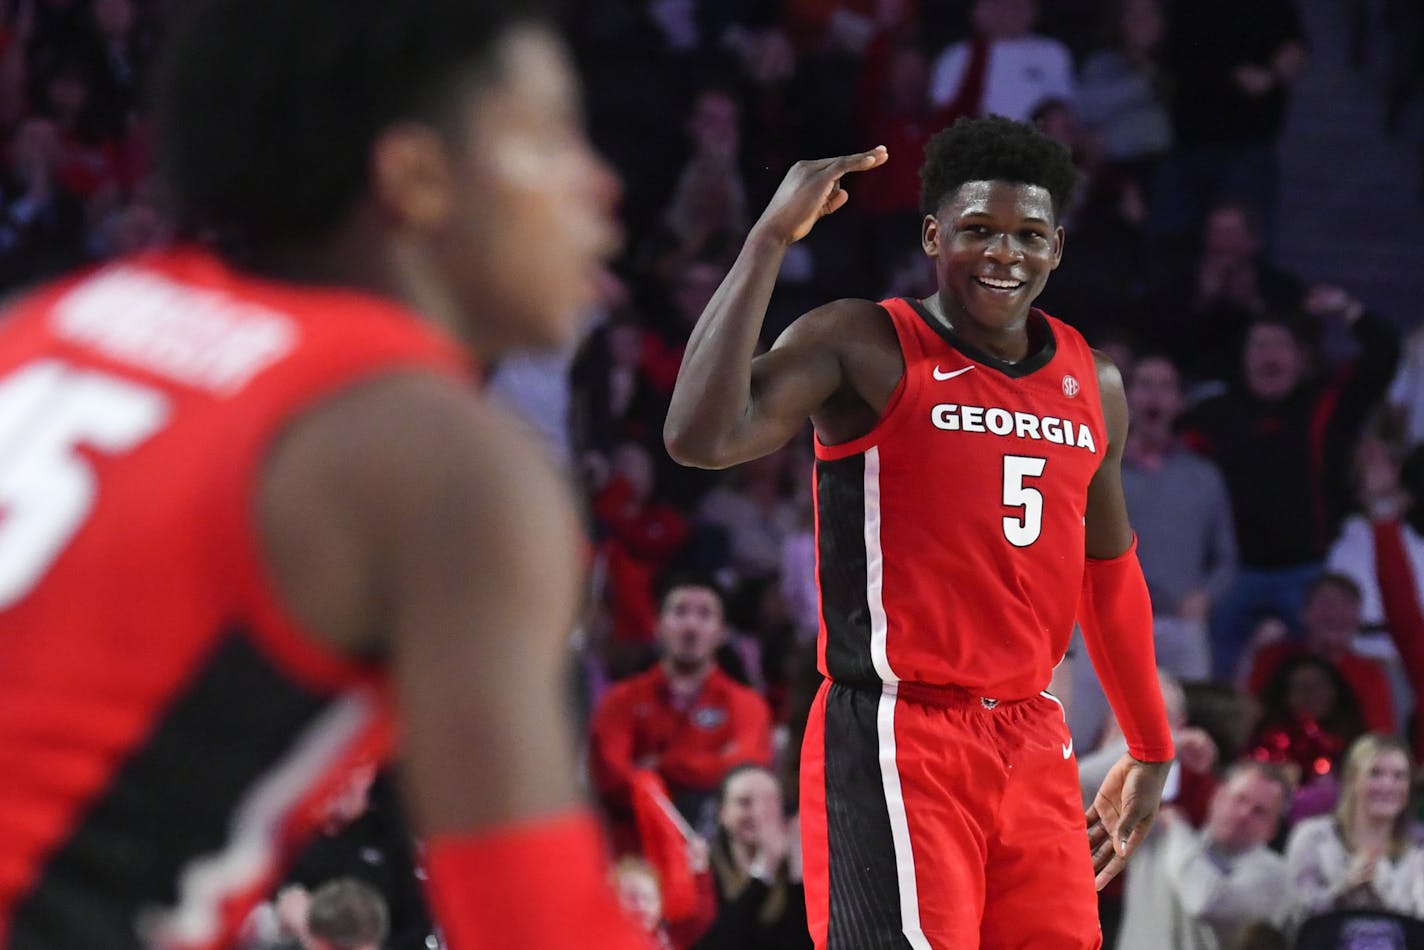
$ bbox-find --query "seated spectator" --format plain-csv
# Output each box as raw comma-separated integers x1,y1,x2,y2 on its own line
1076,0,1172,178
928,0,1076,124
1285,734,1424,927
590,574,774,843
1115,761,1293,950
1246,574,1397,735
1180,293,1400,680
694,765,811,950
0,116,85,285
1247,655,1368,818
304,879,388,950
614,857,677,949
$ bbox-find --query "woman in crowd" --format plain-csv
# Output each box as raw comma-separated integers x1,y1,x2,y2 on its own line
1285,734,1424,926
693,765,811,950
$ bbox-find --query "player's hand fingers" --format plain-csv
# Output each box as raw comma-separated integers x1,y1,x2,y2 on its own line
824,186,849,216
1115,806,1158,861
1095,852,1128,891
823,145,887,176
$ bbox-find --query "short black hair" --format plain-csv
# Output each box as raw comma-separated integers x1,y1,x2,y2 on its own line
919,115,1077,218
657,571,727,614
151,0,556,244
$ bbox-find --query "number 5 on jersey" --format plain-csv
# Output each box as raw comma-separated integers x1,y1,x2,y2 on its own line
0,360,169,609
1002,455,1046,547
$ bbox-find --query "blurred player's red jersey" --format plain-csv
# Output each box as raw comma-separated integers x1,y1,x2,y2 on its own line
0,248,467,949
813,297,1105,698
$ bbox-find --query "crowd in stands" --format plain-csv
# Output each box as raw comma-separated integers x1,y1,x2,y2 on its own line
4,0,1424,948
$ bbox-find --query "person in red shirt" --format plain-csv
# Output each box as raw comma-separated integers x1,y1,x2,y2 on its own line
1246,573,1398,734
664,115,1174,948
591,575,774,842
0,2,644,949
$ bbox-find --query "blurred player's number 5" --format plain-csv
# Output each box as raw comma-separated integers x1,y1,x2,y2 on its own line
1002,455,1046,548
0,360,169,609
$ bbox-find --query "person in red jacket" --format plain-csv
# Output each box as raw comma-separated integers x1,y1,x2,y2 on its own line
1246,572,1397,734
591,575,774,844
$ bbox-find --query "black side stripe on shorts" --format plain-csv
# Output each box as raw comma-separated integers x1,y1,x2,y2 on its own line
825,682,914,949
816,454,876,683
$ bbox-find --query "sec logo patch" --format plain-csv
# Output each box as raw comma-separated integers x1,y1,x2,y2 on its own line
1062,375,1080,398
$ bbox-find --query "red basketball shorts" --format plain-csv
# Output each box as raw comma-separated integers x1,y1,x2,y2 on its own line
799,679,1101,949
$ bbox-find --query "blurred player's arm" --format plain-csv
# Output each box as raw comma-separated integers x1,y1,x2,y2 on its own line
664,148,887,469
259,374,647,949
1079,351,1175,891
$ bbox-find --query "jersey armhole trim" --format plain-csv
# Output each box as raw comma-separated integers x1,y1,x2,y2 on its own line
222,354,470,695
814,301,921,461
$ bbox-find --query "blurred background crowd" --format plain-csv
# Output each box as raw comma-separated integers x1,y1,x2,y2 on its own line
3,0,1424,947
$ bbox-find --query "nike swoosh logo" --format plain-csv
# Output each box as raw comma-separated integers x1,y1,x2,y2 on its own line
1062,737,1073,759
933,365,974,381
1040,689,1073,759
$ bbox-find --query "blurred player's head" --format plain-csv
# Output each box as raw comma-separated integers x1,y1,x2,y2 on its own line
305,878,389,950
656,573,726,675
152,0,621,357
1204,762,1289,854
918,116,1074,332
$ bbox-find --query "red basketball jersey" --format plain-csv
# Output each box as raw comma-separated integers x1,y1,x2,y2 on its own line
813,297,1106,699
0,248,468,949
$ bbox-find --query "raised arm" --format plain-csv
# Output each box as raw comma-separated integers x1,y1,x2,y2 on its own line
663,147,887,470
259,374,647,949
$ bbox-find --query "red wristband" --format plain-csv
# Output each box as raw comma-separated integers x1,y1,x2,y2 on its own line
1079,537,1175,762
425,809,653,950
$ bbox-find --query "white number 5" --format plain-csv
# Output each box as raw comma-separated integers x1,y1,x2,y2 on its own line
0,360,169,609
1002,455,1047,547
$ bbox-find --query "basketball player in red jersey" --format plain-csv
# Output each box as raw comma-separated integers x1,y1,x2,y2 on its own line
665,116,1175,948
0,2,649,948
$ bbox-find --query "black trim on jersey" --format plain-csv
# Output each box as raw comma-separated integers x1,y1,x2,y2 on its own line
824,683,912,949
815,454,877,684
905,297,1057,379
8,628,329,950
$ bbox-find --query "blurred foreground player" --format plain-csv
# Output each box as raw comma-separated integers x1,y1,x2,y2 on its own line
0,2,646,948
665,116,1175,948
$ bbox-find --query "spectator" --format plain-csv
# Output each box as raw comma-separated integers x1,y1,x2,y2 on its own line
1152,0,1308,248
1141,200,1306,389
1180,290,1400,680
1385,324,1424,449
1246,573,1398,735
613,857,676,950
1115,761,1293,950
694,447,800,582
1285,734,1424,926
304,879,389,950
1076,0,1171,179
593,440,693,647
927,0,1076,123
693,765,811,950
1122,353,1236,679
1327,439,1424,631
0,116,84,287
590,574,774,841
1247,654,1368,814
1362,474,1424,764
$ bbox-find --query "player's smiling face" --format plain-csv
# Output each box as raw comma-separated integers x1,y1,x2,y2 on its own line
924,180,1063,334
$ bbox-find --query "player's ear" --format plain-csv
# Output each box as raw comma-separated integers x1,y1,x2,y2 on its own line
370,123,456,232
1050,224,1066,270
921,214,940,257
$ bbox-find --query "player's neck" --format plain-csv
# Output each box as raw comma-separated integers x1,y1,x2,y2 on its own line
926,292,1033,364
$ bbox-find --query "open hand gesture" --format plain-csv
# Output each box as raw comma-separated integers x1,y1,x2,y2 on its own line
752,147,888,246
1086,753,1172,890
